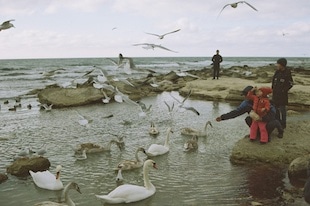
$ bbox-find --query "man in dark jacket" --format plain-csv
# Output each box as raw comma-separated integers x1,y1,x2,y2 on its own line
272,58,294,129
212,50,223,80
215,85,283,139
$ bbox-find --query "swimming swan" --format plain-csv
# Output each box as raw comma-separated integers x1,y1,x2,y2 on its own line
180,121,213,137
115,147,147,171
146,127,173,157
184,136,198,152
29,165,63,190
34,182,81,206
149,121,159,135
96,159,157,204
74,139,124,154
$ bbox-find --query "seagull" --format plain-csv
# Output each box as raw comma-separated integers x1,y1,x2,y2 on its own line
75,111,93,126
218,1,258,18
107,53,136,70
137,101,152,117
170,90,200,116
145,29,181,39
0,19,15,31
133,43,178,53
40,104,53,111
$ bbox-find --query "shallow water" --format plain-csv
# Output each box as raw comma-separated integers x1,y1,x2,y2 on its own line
1,91,301,206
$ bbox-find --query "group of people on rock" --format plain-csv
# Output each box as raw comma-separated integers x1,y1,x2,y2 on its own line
215,58,294,144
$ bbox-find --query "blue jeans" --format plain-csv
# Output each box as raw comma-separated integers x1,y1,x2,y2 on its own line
275,105,287,129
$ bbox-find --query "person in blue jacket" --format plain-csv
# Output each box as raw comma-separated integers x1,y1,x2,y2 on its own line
215,86,284,139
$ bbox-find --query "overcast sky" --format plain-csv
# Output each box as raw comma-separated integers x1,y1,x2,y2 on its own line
0,0,309,59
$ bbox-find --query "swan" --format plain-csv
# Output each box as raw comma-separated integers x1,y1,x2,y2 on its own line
115,147,147,171
146,127,173,157
96,159,157,204
34,182,81,206
184,136,198,152
180,121,213,137
74,139,124,154
29,165,63,190
148,122,159,135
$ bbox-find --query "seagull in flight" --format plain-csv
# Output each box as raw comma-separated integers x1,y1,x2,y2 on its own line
218,1,257,18
133,43,178,53
145,29,181,39
170,90,200,116
0,19,15,31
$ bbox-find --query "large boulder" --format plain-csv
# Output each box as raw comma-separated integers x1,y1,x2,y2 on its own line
38,86,103,107
287,154,310,180
6,157,50,177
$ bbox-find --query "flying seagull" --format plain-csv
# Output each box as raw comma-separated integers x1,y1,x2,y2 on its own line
133,43,178,53
145,29,181,39
218,1,257,18
0,19,15,31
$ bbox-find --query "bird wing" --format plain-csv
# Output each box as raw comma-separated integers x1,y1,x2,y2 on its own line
2,19,15,25
241,1,258,11
181,106,200,116
145,32,161,37
162,29,181,37
217,4,231,18
154,45,178,53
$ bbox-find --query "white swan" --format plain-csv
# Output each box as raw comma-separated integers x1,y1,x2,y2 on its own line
34,182,81,206
148,121,159,135
29,165,63,190
115,147,147,171
146,127,173,157
180,121,213,137
74,139,124,154
184,136,198,152
96,159,157,204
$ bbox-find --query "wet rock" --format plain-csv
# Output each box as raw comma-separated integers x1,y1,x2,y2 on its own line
6,156,51,177
0,173,8,183
288,154,310,180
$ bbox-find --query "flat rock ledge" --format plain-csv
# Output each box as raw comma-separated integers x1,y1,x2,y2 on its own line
230,120,310,173
6,156,51,177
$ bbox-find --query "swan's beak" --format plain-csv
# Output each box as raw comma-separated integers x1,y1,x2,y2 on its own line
77,186,82,194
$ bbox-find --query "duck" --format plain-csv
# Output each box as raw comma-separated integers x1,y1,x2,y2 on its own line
115,147,147,171
29,165,64,190
184,136,198,152
180,121,213,137
96,159,157,204
148,121,159,136
146,127,173,157
34,182,81,206
74,139,124,154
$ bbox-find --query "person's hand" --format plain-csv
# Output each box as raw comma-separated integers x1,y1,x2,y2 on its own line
261,108,266,112
216,116,222,122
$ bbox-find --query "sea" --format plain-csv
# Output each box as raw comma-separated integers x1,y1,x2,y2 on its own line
0,56,309,206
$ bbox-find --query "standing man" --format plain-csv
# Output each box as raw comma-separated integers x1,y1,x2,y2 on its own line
212,50,223,80
272,58,294,129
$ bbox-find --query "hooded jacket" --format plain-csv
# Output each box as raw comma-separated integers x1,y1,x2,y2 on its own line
247,87,272,118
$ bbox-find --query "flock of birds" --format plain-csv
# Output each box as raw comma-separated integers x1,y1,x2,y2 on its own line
1,1,259,54
27,118,214,205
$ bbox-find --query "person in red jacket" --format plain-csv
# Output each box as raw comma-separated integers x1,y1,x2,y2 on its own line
246,86,273,144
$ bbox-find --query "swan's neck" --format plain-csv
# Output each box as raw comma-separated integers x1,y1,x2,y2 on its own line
164,131,170,148
106,140,115,150
63,184,75,206
143,167,154,190
56,172,60,180
135,150,141,162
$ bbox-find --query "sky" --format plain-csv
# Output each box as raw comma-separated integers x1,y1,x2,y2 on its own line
0,0,309,59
